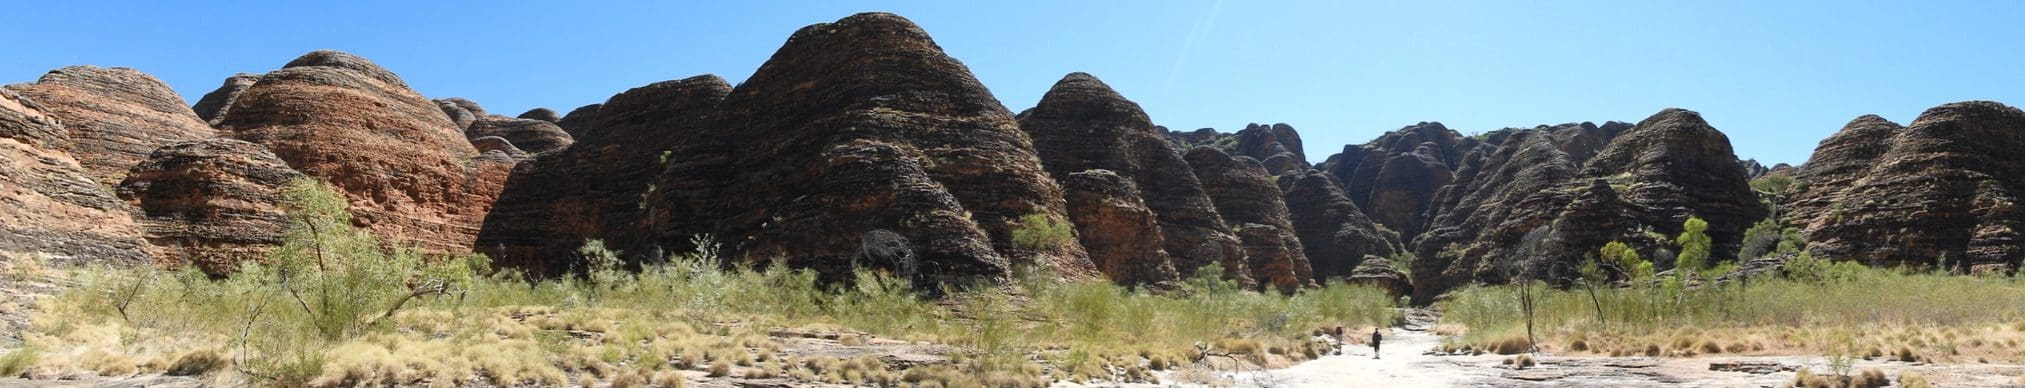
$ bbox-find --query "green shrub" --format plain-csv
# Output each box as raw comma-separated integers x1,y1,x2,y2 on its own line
0,346,39,377
1739,219,1780,260
1599,241,1653,281
266,178,488,339
1010,213,1073,251
1675,217,1711,277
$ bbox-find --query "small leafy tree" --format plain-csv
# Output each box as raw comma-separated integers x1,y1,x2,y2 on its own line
1774,227,1807,256
1599,241,1654,322
1674,217,1711,281
1599,241,1652,282
268,178,486,339
1738,219,1780,260
1011,213,1073,251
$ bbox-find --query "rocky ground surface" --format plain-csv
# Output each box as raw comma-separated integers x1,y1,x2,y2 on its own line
1263,342,2025,387
1241,311,2025,388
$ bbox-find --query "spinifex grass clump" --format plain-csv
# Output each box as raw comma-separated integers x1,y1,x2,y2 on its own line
7,179,1397,386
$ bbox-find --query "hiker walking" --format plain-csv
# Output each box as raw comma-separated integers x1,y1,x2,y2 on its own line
1370,328,1383,359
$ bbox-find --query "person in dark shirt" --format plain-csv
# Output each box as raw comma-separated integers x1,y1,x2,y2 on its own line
1370,328,1383,359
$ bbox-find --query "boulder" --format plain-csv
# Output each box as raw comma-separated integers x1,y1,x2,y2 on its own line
468,136,527,159
438,100,478,129
517,107,561,123
466,117,574,153
1347,257,1412,298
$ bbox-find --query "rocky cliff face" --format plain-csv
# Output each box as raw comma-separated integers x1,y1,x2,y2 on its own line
1018,72,1246,286
192,73,261,125
216,50,512,254
6,66,217,185
1319,122,1482,240
477,75,731,273
0,88,151,265
1058,170,1184,288
556,103,601,137
116,139,302,275
1168,123,1310,175
706,13,1096,284
1406,120,1657,302
1787,115,1902,226
1236,123,1307,170
484,13,1102,285
1185,146,1315,292
10,10,2001,297
1582,109,1766,261
1280,170,1401,284
1791,101,2025,271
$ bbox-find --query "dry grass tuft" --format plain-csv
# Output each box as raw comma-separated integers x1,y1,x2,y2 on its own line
1895,370,1931,388
0,347,40,377
652,371,685,387
609,368,650,388
16,223,1395,387
1489,336,1531,355
1850,368,1887,388
1791,368,1837,388
1567,339,1588,352
164,349,226,377
707,360,731,377
1698,340,1723,354
1502,354,1535,369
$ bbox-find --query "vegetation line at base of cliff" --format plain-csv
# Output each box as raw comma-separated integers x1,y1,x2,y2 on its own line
1440,255,2025,363
1,178,1395,387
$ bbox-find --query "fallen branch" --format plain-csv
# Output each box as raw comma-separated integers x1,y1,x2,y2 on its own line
368,279,449,327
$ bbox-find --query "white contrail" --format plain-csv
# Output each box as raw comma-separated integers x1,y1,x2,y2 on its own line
1165,0,1224,97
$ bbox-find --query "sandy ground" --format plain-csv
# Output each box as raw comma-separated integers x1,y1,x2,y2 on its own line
1250,330,1460,387
1241,328,2025,388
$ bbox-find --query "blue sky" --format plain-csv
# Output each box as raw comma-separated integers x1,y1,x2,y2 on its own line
5,1,2021,165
